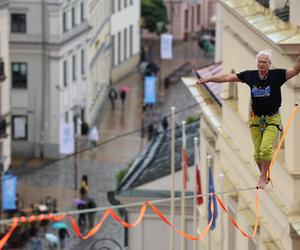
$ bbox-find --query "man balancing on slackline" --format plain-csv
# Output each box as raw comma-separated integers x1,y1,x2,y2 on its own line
196,49,300,189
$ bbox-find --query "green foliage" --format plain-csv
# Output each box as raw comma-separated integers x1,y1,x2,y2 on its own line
116,160,133,185
185,115,200,125
142,0,168,32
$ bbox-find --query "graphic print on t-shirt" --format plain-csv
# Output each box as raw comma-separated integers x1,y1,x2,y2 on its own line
251,85,271,97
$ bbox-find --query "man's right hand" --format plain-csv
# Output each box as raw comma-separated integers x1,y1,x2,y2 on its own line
196,78,209,85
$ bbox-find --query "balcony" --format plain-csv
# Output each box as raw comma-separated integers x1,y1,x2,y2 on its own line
0,60,6,81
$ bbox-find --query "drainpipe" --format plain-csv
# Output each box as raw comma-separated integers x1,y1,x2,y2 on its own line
40,0,46,157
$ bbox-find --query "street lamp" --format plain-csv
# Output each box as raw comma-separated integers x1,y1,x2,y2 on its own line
156,21,163,89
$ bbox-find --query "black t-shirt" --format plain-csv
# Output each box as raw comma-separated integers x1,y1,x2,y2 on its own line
236,69,287,115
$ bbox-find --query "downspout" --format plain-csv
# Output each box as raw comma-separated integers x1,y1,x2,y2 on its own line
40,0,46,157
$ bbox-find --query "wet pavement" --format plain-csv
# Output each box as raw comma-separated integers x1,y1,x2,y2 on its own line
10,38,213,250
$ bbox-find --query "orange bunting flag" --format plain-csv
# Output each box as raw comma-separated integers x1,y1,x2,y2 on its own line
196,164,203,205
182,149,189,191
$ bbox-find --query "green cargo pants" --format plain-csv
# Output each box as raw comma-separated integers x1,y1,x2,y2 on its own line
250,113,281,162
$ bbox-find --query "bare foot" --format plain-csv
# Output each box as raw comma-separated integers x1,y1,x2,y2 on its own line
257,175,269,189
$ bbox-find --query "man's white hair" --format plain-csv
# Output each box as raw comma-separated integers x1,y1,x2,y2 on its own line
256,50,272,64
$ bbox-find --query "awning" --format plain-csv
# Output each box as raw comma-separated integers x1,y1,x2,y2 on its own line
196,62,223,106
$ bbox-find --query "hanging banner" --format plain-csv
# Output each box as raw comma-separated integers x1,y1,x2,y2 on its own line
160,34,173,59
2,174,17,210
59,122,75,154
144,76,156,104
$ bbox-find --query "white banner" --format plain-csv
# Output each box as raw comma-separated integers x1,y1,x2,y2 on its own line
160,34,173,59
59,122,75,155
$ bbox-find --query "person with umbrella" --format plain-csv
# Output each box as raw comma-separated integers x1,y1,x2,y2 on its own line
119,86,129,110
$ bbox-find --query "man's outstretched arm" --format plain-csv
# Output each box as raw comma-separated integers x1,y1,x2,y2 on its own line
286,50,300,80
196,73,240,85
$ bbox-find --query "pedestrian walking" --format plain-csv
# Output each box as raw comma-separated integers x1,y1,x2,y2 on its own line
88,126,99,147
87,198,97,230
77,203,87,228
197,49,300,189
58,228,70,249
108,87,118,110
119,88,128,110
161,116,169,130
28,223,42,250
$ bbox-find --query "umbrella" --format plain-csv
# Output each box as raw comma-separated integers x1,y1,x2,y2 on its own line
120,86,129,92
52,222,67,229
45,233,59,244
73,198,87,206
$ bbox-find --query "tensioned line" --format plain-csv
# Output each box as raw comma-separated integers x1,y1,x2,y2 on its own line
0,186,258,225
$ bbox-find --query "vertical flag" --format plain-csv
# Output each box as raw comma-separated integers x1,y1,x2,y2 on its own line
208,165,218,230
160,34,173,59
2,174,17,210
144,76,157,104
182,122,189,191
194,141,203,206
59,122,75,154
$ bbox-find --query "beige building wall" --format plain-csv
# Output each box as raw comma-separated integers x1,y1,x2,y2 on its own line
0,0,11,171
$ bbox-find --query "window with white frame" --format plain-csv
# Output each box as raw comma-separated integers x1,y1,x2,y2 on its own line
63,60,68,87
124,28,127,60
72,55,76,81
118,31,121,64
12,62,27,88
11,14,26,33
129,25,133,57
63,11,67,32
12,115,28,140
72,7,76,27
81,49,85,75
80,2,84,22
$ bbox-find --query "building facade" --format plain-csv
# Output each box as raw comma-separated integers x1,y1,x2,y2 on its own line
87,0,111,123
9,0,91,158
164,0,216,40
183,0,300,249
111,0,140,81
0,0,11,171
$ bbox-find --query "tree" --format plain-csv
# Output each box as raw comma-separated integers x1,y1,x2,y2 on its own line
141,0,168,33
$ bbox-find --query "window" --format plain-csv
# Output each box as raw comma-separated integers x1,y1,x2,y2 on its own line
124,0,127,8
11,14,26,33
63,60,68,87
118,32,121,64
12,62,27,88
63,12,67,32
197,5,201,25
112,0,115,14
118,0,121,11
12,115,28,140
72,55,76,81
129,25,133,57
0,60,5,81
111,35,115,66
81,49,85,75
65,112,69,123
72,7,76,27
124,28,127,60
130,0,133,5
80,3,84,22
185,10,189,30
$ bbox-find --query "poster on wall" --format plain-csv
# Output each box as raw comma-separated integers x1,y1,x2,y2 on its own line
160,34,173,59
59,122,75,154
